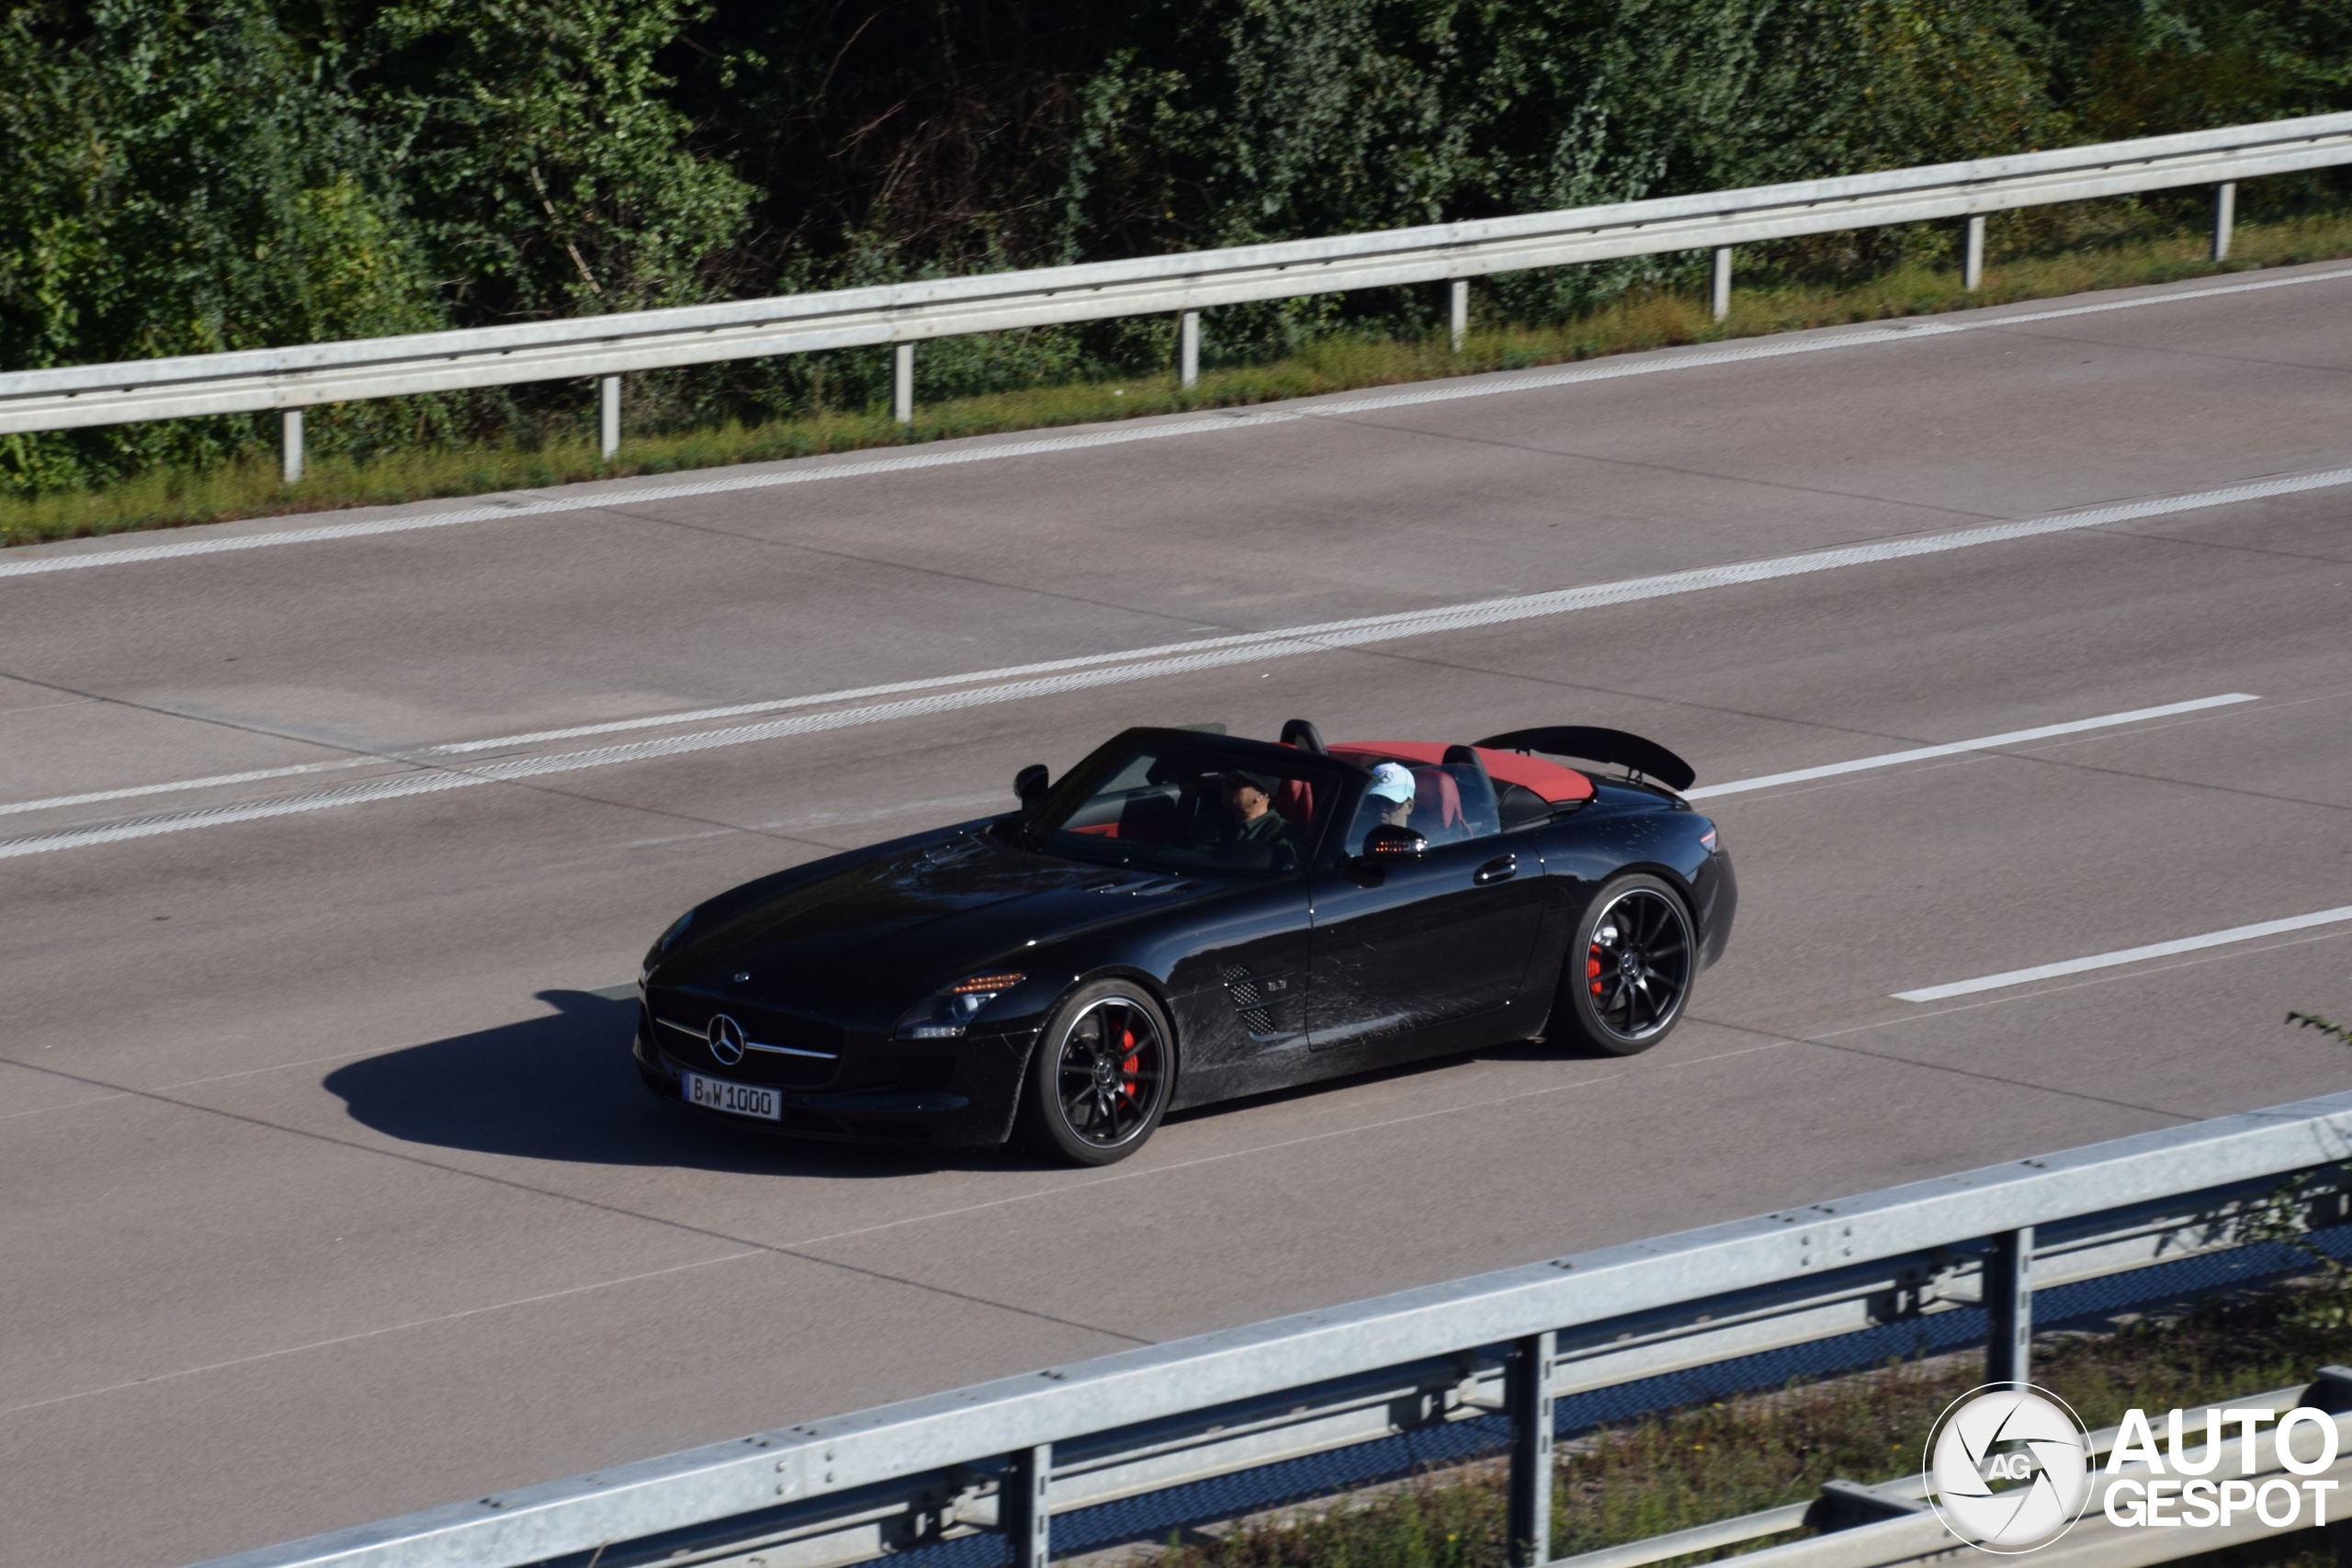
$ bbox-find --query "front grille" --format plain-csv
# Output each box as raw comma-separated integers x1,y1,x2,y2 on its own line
650,990,845,1088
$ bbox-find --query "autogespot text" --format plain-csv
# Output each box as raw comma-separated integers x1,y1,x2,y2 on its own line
2099,1405,2340,1529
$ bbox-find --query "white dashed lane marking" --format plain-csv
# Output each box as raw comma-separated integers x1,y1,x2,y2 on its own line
1682,694,2260,799
1894,907,2352,1001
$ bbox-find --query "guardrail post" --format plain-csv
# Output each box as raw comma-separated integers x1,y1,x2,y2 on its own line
1004,1442,1051,1568
892,344,915,425
1179,310,1201,389
599,376,621,459
279,409,303,484
1450,279,1469,353
2304,1367,2352,1568
1710,247,1733,321
1963,215,1986,291
2213,182,2237,261
1509,1331,1555,1565
1987,1226,2033,1387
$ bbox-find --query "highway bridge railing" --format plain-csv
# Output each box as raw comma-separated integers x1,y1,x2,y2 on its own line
192,1088,2352,1568
9,112,2352,479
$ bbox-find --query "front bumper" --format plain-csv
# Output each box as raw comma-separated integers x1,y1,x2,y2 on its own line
632,1008,1033,1148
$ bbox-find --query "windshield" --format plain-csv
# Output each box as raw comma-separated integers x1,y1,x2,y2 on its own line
1337,758,1502,855
1026,738,1339,876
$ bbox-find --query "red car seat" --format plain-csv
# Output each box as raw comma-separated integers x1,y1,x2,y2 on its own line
1407,766,1464,837
1272,777,1316,830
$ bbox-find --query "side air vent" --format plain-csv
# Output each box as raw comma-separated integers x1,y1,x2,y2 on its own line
1220,967,1282,1037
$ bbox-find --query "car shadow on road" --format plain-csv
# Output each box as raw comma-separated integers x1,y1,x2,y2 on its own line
328,996,1616,1173
322,989,1015,1179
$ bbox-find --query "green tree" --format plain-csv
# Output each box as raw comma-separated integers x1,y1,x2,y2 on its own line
362,0,757,320
0,0,445,487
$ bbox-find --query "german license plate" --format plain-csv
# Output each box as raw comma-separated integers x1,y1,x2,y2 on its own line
681,1070,780,1122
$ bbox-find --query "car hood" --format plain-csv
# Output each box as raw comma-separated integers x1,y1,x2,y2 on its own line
654,829,1204,1021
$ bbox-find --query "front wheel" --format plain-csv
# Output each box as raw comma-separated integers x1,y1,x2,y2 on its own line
1555,874,1695,1055
1015,980,1175,1166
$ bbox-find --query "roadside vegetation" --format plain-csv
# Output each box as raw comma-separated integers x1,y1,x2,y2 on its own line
9,0,2352,540
1128,1272,2352,1568
10,204,2352,550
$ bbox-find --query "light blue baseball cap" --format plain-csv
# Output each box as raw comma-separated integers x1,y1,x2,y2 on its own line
1366,761,1417,805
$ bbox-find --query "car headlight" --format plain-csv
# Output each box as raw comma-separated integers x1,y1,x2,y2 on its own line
642,908,695,977
898,972,1026,1039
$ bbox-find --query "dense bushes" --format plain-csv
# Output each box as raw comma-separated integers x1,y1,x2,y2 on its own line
5,0,2349,492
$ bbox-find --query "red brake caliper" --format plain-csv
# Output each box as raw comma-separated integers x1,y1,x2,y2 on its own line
1588,947,1604,998
1120,1028,1140,1100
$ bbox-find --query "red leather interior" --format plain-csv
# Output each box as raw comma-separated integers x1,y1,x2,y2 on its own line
1406,766,1464,831
1329,740,1596,804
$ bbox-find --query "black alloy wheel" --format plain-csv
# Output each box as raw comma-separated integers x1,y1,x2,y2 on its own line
1018,980,1175,1166
1556,874,1695,1055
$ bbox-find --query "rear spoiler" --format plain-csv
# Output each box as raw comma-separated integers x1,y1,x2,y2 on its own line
1476,726,1697,793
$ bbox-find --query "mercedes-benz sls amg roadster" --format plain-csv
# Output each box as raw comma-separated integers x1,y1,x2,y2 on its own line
634,720,1736,1165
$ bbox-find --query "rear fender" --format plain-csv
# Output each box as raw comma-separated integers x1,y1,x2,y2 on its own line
1582,857,1734,973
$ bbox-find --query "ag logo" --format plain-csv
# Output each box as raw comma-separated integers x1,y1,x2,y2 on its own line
1926,1385,2093,1552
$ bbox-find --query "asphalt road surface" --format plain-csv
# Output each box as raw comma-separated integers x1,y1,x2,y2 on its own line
5,265,2350,1568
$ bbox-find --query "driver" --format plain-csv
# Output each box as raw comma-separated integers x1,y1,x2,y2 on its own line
1205,767,1305,868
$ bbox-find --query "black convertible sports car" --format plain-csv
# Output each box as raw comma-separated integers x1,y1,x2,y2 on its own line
634,720,1736,1165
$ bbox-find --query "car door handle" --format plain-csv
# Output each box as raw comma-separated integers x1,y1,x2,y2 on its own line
1474,853,1518,886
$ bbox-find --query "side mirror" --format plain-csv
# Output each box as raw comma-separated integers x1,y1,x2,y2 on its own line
1360,824,1429,863
1014,763,1050,808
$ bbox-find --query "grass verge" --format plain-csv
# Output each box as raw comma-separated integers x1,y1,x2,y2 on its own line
10,209,2352,549
1135,1279,2352,1568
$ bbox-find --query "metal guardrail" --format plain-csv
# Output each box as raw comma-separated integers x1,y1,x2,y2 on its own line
8,112,2352,474
193,1089,2352,1568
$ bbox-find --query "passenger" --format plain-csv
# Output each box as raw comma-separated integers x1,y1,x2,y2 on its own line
1346,761,1416,851
1365,762,1415,829
1205,768,1305,868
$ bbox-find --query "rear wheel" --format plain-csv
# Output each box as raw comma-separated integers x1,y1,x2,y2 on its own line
1555,874,1694,1055
1016,980,1175,1166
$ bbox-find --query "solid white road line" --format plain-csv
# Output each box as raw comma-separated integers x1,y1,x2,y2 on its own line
5,265,2347,583
0,660,2263,829
0,465,2335,859
1894,906,2352,1002
0,758,371,817
1681,694,2261,800
426,626,1374,754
